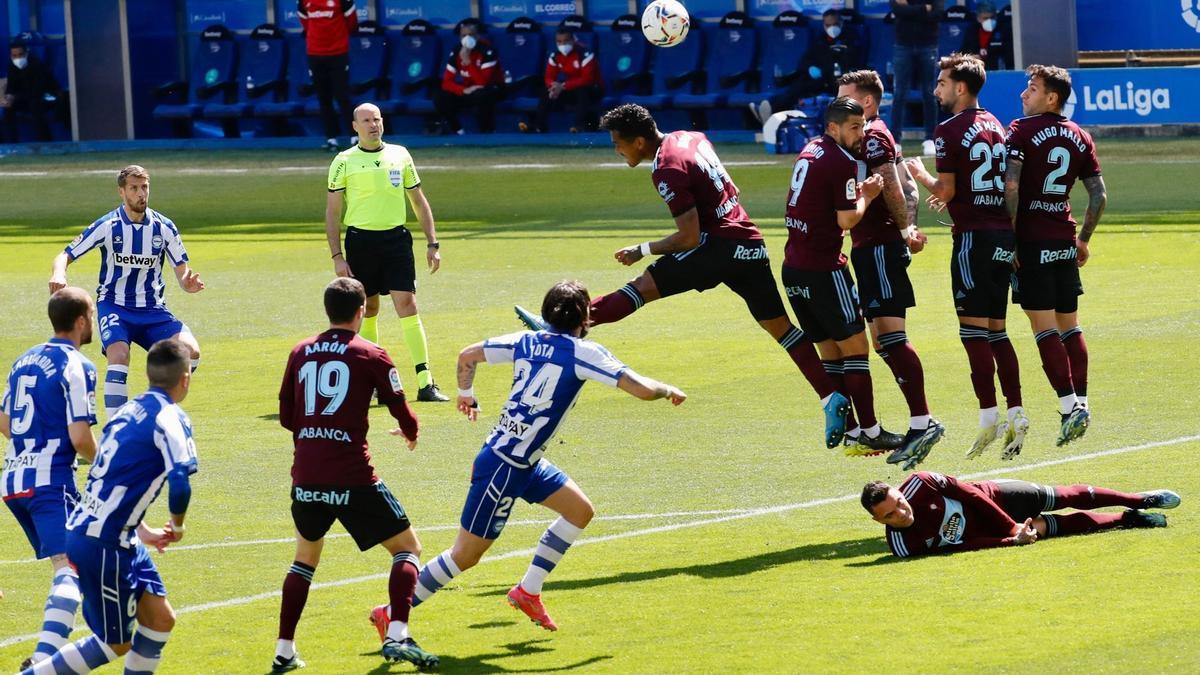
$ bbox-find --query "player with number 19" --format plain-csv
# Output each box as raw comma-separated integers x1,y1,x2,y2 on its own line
273,277,435,672
905,53,1028,460
398,281,685,634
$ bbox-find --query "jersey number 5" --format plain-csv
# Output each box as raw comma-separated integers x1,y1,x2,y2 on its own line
298,361,350,415
9,374,38,435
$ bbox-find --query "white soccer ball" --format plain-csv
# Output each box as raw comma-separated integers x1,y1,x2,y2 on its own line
641,0,690,48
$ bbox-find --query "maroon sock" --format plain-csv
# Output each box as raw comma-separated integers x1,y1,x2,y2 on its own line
1053,484,1145,510
1043,511,1124,537
1034,329,1075,397
989,331,1023,408
841,356,877,428
958,325,998,409
589,284,642,326
877,332,929,417
779,326,836,399
1061,327,1088,397
278,561,315,640
823,359,859,430
389,552,420,626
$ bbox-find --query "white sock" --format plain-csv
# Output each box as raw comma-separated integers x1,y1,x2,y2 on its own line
520,517,584,595
909,415,931,431
1007,406,1025,423
862,423,881,438
1059,394,1078,415
386,620,410,642
819,394,832,407
845,426,861,439
275,639,295,659
979,406,999,428
1077,396,1088,409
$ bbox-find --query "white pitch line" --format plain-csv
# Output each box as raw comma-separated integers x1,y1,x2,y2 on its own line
0,509,754,566
2,433,1197,648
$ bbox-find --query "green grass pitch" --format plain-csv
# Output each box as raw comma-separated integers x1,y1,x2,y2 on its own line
0,139,1198,673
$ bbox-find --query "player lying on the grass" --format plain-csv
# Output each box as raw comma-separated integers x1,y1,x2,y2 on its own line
905,53,1028,461
48,165,205,422
778,97,912,460
1005,65,1107,448
517,103,851,449
862,471,1179,558
378,281,685,634
274,277,435,673
22,339,197,675
1,289,98,671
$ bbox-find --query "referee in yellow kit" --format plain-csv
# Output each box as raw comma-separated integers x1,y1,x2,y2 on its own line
325,102,449,402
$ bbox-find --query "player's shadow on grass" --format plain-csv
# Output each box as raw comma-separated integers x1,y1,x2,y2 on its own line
476,536,889,596
362,638,611,674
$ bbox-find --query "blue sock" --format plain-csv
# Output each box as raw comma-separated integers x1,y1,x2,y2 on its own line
123,625,170,674
32,568,80,663
411,551,460,608
104,365,129,420
26,635,116,674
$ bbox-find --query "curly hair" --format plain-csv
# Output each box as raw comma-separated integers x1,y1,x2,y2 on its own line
599,104,658,141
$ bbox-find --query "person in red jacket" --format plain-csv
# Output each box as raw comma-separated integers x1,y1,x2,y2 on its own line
298,0,358,151
433,22,503,135
519,28,601,133
862,472,1180,558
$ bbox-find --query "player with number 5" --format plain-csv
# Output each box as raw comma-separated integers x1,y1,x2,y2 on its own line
391,281,685,634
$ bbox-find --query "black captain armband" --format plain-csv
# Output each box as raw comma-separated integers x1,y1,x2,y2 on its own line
427,242,440,249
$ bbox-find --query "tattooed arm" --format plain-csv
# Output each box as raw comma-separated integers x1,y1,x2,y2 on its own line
1076,175,1107,266
1004,157,1023,226
455,342,486,420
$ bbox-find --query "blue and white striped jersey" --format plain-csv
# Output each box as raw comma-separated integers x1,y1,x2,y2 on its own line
1,339,97,496
480,331,626,468
66,388,197,548
65,206,189,309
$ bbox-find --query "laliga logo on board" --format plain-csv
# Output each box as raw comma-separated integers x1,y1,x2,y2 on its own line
1082,82,1171,117
1183,0,1200,32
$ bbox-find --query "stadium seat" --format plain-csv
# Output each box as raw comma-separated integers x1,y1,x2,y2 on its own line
203,24,288,120
303,21,388,116
674,12,758,110
621,23,704,109
252,32,310,120
494,17,546,113
559,14,596,51
726,11,809,111
836,8,870,69
379,19,441,116
598,15,650,109
153,24,238,121
939,6,972,57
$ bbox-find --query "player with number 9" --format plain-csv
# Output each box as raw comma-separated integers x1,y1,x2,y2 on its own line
272,277,437,672
1004,64,1107,448
905,53,1029,461
391,281,685,635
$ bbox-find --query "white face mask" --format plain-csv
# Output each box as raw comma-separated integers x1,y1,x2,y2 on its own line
11,56,28,69
461,35,477,50
825,25,842,39
981,18,997,32
557,43,573,56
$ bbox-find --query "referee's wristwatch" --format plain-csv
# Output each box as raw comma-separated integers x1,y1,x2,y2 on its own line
427,242,440,249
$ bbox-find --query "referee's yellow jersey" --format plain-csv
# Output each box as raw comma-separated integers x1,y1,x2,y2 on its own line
327,143,420,231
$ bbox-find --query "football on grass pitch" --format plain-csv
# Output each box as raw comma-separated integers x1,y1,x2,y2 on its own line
642,0,690,47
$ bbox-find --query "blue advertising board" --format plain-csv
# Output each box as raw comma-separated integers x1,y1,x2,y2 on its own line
748,0,846,20
186,0,266,32
979,67,1199,127
483,0,580,25
638,0,736,21
1077,0,1200,51
588,0,630,22
378,0,474,27
857,0,891,14
275,0,371,31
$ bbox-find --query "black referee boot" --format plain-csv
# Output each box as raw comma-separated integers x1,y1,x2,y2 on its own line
417,383,450,402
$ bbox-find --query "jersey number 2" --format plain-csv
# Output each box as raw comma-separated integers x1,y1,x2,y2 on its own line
298,361,350,415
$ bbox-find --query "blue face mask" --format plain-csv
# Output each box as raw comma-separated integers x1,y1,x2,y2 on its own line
980,18,997,32
461,35,477,50
825,25,842,39
11,56,28,69
557,43,573,56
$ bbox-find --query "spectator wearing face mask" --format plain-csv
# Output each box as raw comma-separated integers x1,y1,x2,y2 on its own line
520,28,601,133
1,40,59,143
751,11,863,122
433,22,504,135
960,2,1013,71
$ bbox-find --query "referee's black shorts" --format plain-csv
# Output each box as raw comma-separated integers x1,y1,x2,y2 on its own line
344,225,416,296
